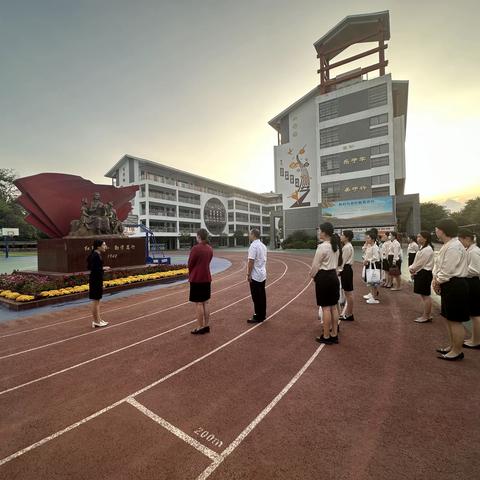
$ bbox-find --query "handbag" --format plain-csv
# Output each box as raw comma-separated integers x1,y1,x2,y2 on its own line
366,263,381,284
389,264,400,276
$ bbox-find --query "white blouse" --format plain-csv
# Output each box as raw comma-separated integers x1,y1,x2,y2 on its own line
310,241,339,277
409,245,434,274
407,242,419,254
466,244,480,278
390,239,402,261
340,243,354,271
381,240,391,259
433,237,468,284
364,244,380,263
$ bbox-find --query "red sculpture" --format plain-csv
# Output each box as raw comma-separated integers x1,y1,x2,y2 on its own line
15,173,139,238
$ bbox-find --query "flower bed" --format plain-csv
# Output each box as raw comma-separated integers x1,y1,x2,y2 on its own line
0,265,188,303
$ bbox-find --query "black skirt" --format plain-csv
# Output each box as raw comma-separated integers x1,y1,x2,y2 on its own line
413,269,432,296
382,258,390,272
408,252,416,267
315,269,340,307
440,277,470,322
89,275,103,300
466,276,480,316
189,282,211,303
340,264,354,292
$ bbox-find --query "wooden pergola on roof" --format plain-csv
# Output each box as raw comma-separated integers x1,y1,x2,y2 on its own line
314,11,390,93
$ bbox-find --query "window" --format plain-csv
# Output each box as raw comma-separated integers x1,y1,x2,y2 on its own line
369,125,388,138
321,182,342,201
371,156,389,168
371,174,390,186
229,224,234,233
236,212,249,223
368,84,388,108
228,212,234,221
320,126,339,148
228,200,234,209
319,99,339,121
370,113,388,126
372,186,390,197
235,200,249,211
371,144,389,156
321,153,341,175
250,215,260,223
262,216,270,224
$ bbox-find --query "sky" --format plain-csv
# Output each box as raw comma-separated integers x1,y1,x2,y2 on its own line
1,0,479,206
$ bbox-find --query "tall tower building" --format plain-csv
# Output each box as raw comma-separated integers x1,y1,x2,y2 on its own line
269,11,420,242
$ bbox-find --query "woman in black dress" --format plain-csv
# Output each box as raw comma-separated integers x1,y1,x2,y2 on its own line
87,239,110,328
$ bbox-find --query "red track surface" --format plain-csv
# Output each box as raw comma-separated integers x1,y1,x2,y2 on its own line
0,252,479,480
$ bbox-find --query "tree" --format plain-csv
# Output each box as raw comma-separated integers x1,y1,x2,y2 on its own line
0,169,44,240
457,197,480,227
420,202,449,232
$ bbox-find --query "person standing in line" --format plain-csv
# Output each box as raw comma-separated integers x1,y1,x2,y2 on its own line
339,230,355,321
458,228,480,349
409,231,435,323
407,235,419,267
310,222,342,345
389,232,403,291
247,228,267,323
432,219,469,361
363,230,381,304
188,228,214,335
380,232,392,288
87,239,110,328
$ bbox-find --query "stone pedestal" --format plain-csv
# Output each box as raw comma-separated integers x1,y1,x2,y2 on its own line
37,237,146,273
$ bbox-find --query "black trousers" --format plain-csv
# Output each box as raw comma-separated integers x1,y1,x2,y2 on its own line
250,279,267,320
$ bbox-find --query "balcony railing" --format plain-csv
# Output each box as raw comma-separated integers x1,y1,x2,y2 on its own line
150,226,177,233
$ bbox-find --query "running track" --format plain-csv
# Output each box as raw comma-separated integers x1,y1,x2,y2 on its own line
0,252,479,480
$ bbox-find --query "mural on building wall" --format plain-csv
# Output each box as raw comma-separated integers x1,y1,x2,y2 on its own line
278,145,312,208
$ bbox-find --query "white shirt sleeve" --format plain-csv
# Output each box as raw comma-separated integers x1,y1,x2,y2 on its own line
434,244,464,284
392,241,401,261
248,243,256,260
310,244,325,277
468,247,480,277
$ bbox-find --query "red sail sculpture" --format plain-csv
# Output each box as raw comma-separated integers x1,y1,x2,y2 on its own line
15,173,139,238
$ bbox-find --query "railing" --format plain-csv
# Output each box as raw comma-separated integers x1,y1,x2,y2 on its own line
178,197,201,205
150,227,177,233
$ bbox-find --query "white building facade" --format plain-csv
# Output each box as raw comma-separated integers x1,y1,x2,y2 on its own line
105,155,282,249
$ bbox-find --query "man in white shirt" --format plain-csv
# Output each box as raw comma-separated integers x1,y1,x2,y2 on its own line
247,228,267,323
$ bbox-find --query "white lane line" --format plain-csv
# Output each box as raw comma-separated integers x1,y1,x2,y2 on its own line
126,398,220,462
196,344,324,480
0,261,246,339
0,261,290,395
0,272,252,360
0,265,311,466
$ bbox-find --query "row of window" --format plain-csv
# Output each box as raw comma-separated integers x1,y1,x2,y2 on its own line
318,84,388,121
321,174,391,201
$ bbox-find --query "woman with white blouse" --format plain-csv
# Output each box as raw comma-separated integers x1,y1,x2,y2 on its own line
310,222,342,345
380,232,392,288
363,231,381,304
432,219,469,361
407,235,419,267
409,231,434,323
458,228,480,349
389,232,403,291
339,230,355,321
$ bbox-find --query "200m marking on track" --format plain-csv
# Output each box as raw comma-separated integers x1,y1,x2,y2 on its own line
194,427,223,448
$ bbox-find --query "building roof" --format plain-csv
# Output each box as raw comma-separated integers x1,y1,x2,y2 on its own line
268,86,320,132
314,11,390,61
105,155,282,202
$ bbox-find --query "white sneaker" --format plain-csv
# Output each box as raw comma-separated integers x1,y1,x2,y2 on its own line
366,298,380,304
92,320,109,328
363,293,373,300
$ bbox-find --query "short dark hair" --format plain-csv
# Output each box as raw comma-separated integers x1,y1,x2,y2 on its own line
391,232,398,240
458,228,475,240
197,228,209,242
342,230,354,242
436,218,458,238
250,228,260,239
409,235,417,243
92,239,104,250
